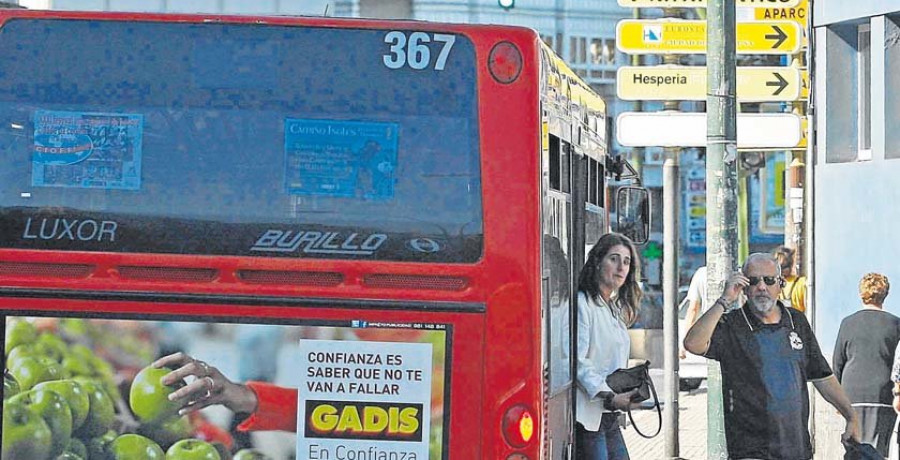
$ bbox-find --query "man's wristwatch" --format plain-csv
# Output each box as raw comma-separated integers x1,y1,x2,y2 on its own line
892,388,900,397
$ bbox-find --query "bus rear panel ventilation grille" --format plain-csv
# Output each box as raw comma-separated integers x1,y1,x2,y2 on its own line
117,266,218,282
237,270,344,287
363,274,469,291
0,262,94,279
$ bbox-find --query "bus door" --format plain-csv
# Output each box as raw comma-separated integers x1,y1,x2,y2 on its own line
543,129,575,459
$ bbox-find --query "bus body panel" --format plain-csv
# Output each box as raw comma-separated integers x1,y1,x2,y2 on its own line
0,294,487,458
0,10,621,460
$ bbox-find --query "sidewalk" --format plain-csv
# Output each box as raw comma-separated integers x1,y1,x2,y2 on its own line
623,387,709,459
625,384,899,460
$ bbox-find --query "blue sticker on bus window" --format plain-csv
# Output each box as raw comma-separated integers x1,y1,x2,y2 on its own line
284,119,398,199
32,111,143,190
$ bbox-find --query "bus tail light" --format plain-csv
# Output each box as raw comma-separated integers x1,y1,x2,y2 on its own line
502,404,535,448
488,41,522,84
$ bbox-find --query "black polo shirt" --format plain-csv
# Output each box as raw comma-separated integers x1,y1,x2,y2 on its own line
706,302,832,460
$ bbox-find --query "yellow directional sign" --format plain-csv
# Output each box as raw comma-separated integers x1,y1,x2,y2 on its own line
616,19,802,55
800,69,809,99
620,0,800,6
755,0,808,29
797,117,808,149
617,66,802,101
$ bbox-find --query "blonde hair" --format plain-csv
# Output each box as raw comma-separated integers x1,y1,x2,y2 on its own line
859,273,890,306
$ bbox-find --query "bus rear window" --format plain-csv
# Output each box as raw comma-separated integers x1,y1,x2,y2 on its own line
0,18,482,263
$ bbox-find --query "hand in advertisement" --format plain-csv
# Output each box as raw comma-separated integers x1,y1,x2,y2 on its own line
153,352,259,416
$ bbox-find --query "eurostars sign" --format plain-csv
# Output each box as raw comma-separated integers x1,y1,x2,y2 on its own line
616,19,802,55
617,66,802,101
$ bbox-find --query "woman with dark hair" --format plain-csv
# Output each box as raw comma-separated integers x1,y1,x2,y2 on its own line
575,232,643,460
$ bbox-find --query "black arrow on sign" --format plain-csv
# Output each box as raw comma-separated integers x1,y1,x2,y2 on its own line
765,25,788,49
766,72,789,96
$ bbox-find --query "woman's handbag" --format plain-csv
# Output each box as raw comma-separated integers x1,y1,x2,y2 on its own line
605,360,661,438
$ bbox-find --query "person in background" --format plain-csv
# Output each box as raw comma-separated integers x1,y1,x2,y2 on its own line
680,266,706,359
684,253,859,460
575,233,643,460
892,341,900,455
834,272,900,458
772,245,807,312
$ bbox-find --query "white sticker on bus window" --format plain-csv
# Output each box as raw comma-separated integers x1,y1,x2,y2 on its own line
383,31,456,71
283,119,399,200
297,338,435,458
31,110,143,190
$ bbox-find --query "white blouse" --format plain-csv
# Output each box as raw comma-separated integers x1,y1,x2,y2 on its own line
575,291,632,431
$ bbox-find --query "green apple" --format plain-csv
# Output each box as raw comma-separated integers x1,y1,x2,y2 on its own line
140,415,192,449
4,369,20,400
108,433,165,460
233,449,271,460
1,396,53,460
91,356,116,379
61,355,94,379
59,318,89,338
10,355,63,390
65,437,88,460
11,388,74,457
210,442,230,460
85,430,117,460
6,343,39,368
73,379,116,438
5,319,38,351
129,366,185,424
35,333,69,363
34,379,91,431
68,344,96,363
165,439,221,460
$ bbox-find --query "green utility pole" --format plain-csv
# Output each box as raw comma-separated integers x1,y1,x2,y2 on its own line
738,174,749,261
706,0,738,458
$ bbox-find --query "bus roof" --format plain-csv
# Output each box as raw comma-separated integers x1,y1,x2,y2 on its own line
0,8,538,37
539,40,606,114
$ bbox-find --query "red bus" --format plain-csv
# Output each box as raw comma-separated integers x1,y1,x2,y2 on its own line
0,9,648,460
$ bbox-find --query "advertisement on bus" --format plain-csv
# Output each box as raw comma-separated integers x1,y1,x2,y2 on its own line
1,315,450,460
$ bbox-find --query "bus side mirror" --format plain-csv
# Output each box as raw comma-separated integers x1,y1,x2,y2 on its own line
616,187,650,244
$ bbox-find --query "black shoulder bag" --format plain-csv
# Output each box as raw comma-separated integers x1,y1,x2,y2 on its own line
605,360,662,438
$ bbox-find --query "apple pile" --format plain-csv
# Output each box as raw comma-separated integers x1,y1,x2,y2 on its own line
2,318,261,460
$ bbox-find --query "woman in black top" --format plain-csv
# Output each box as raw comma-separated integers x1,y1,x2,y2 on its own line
833,272,900,457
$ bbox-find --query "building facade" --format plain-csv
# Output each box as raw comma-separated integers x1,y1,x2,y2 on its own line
812,3,900,457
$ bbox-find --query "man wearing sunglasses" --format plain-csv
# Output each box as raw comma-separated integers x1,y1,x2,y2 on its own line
684,253,860,460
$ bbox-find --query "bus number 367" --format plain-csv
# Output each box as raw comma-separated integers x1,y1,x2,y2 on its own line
383,31,456,71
